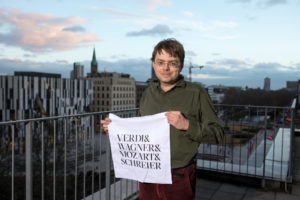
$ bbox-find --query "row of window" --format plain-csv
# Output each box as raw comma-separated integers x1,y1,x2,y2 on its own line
113,100,135,105
92,106,135,112
93,86,135,92
93,93,135,98
94,99,135,106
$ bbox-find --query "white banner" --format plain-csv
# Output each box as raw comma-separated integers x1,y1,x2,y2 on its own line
108,112,172,184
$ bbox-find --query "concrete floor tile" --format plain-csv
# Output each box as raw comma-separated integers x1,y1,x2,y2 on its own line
195,187,215,199
291,184,300,196
243,188,275,200
211,191,243,200
196,178,222,190
219,183,247,194
276,192,300,200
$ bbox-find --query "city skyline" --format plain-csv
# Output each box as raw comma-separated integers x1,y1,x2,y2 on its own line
0,0,300,89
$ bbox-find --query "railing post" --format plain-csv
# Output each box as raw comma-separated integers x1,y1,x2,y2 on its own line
11,125,15,200
105,135,111,200
262,107,267,186
289,102,295,182
25,122,32,200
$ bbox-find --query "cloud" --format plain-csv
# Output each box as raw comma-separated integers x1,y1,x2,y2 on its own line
185,50,197,57
175,20,207,32
126,24,173,37
182,11,194,17
92,7,145,18
1,56,298,90
229,0,288,7
0,8,99,53
211,20,238,28
91,6,169,21
0,57,152,81
253,62,300,72
146,0,172,10
189,60,299,89
0,58,72,77
203,34,237,40
245,15,257,20
206,58,251,71
96,58,152,81
175,19,238,34
63,25,86,32
229,0,252,3
23,53,36,58
191,74,231,79
264,0,287,6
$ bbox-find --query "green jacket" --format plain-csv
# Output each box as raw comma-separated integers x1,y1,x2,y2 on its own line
139,75,224,169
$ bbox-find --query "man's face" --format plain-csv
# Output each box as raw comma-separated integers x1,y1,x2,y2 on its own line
152,49,182,86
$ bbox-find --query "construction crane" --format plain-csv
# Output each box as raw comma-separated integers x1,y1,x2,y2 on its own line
188,63,204,82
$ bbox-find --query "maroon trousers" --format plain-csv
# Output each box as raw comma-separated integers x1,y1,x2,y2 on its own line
139,163,196,200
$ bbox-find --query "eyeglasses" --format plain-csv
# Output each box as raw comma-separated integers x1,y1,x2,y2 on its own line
154,60,180,69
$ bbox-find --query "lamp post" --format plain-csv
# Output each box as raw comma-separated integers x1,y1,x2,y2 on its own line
188,63,204,82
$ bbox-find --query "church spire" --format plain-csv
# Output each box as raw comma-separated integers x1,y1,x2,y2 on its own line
91,47,98,73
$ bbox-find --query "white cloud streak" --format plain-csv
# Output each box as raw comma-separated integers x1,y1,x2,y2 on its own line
146,0,172,10
192,74,232,79
182,11,194,17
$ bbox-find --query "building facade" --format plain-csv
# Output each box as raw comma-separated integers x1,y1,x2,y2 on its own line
136,81,148,108
71,62,84,79
88,72,136,117
207,85,243,104
0,72,93,121
207,85,227,104
286,81,298,93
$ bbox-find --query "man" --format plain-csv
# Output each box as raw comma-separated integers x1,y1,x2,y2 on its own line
101,38,224,200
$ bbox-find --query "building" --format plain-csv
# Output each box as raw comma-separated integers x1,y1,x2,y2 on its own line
136,81,148,107
207,85,227,104
87,49,136,117
286,81,298,93
71,62,84,79
207,85,242,104
0,71,93,121
264,77,271,91
88,72,136,114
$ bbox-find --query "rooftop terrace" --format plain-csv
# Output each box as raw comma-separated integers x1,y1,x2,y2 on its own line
0,99,299,200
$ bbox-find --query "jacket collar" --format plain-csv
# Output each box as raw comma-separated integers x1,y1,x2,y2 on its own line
156,75,186,92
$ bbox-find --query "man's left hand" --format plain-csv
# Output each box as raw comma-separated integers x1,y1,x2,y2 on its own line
165,111,189,130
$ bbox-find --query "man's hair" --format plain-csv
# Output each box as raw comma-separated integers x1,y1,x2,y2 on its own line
151,38,185,68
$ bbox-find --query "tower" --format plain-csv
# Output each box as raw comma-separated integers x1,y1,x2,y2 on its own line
91,48,98,74
264,77,270,91
71,62,84,79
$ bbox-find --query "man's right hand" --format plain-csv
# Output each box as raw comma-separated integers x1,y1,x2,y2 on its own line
100,118,111,133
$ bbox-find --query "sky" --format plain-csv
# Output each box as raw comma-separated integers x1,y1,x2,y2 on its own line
0,0,299,90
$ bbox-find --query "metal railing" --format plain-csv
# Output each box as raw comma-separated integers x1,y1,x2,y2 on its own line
0,100,297,199
197,99,296,187
0,109,139,200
